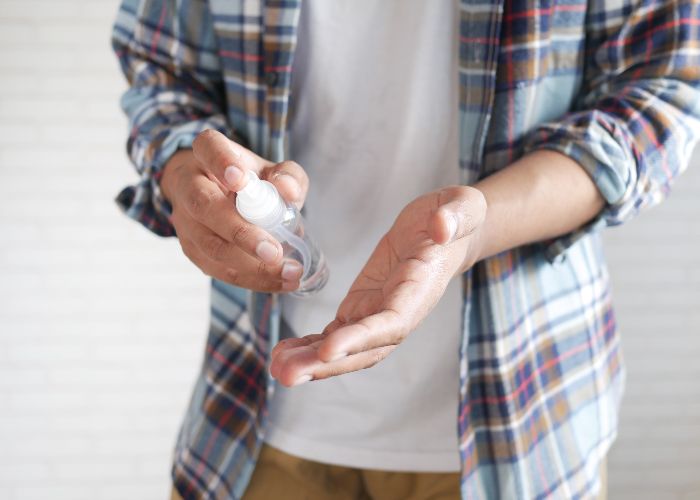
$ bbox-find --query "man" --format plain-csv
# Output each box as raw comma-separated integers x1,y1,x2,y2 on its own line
112,0,699,498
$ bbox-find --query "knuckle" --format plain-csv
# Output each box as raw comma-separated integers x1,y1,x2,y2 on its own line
280,364,305,385
389,329,405,346
193,129,217,150
211,149,232,170
278,161,307,183
392,321,412,344
397,322,412,341
201,235,227,261
279,160,301,172
187,187,215,219
385,312,408,345
223,268,239,284
230,223,252,247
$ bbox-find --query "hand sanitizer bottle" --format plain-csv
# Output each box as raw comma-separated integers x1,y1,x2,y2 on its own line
235,171,329,297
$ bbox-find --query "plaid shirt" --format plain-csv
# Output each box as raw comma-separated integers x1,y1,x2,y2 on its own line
112,0,700,498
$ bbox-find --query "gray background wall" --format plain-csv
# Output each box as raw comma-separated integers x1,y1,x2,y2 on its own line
0,1,698,498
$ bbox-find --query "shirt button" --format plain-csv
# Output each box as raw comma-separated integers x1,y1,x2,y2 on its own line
266,71,279,86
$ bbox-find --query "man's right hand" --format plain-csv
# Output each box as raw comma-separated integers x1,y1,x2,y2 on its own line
160,129,310,292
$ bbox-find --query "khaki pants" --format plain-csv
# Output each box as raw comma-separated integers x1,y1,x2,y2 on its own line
172,444,607,499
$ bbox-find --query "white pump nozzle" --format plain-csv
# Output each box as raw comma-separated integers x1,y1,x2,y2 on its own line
235,170,326,290
235,171,286,229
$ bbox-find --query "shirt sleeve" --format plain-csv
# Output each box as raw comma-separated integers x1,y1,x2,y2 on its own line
112,0,233,236
522,0,700,262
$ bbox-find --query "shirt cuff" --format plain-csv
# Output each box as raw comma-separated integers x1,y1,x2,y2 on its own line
116,118,232,237
522,111,636,262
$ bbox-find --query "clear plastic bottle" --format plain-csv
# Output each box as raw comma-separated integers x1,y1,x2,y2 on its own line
235,171,329,297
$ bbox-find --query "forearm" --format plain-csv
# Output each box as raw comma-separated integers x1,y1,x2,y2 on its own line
471,149,605,264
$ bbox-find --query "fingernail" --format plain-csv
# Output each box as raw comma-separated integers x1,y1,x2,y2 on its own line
281,261,303,281
256,240,279,264
328,351,348,361
446,215,458,242
224,165,243,189
292,374,312,386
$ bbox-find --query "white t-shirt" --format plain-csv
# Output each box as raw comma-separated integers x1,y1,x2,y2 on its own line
265,0,462,472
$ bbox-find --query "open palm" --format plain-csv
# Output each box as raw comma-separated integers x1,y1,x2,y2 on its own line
270,185,486,387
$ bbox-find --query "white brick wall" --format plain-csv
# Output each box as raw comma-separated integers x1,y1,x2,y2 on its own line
0,1,698,499
0,2,209,499
604,147,700,499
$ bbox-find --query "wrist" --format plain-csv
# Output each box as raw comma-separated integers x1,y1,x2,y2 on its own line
458,186,489,274
466,150,605,263
470,208,489,264
452,186,489,276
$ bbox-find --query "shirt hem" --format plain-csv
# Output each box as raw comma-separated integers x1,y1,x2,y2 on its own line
263,425,461,473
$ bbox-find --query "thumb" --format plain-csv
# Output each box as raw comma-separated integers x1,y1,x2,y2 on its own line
191,129,273,192
428,186,487,245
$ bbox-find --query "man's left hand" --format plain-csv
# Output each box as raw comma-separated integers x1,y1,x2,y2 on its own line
269,185,487,387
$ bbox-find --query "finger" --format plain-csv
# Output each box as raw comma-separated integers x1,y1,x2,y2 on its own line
322,318,345,335
321,257,436,362
178,235,242,285
316,309,410,363
270,319,343,366
270,338,322,382
236,264,301,293
177,231,302,292
334,289,383,324
429,186,487,245
311,345,396,382
271,342,396,387
271,317,348,364
261,160,310,209
177,211,250,267
191,129,273,192
187,216,302,284
271,334,326,362
180,173,285,266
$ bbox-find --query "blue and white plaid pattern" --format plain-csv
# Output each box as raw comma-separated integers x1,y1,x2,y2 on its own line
112,0,700,498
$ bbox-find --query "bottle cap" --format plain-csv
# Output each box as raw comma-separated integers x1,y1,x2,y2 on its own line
235,171,286,229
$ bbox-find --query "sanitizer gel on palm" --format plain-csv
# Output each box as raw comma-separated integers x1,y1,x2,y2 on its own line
235,171,329,296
